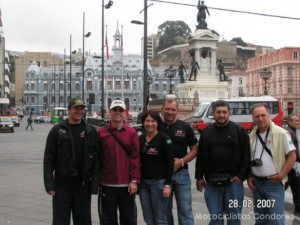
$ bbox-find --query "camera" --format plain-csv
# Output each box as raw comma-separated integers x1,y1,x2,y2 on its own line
251,159,263,167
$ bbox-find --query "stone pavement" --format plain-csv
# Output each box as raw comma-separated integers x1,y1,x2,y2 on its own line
0,121,299,225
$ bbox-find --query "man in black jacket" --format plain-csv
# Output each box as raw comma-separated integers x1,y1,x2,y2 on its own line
195,100,250,225
286,113,300,214
43,98,100,225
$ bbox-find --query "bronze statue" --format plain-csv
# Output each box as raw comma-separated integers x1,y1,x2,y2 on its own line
217,59,226,81
188,58,200,81
177,61,187,83
197,0,210,29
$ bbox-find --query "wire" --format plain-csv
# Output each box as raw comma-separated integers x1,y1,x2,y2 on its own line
149,0,300,21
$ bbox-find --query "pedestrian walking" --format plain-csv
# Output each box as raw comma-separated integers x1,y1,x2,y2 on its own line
195,100,251,225
97,99,140,225
159,98,198,225
247,103,296,225
43,98,100,225
139,110,174,225
26,116,33,130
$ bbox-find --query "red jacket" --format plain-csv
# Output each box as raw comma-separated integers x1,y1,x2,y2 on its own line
98,122,140,185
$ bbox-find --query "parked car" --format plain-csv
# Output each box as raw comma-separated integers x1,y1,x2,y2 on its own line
34,116,50,124
0,117,14,133
10,116,20,127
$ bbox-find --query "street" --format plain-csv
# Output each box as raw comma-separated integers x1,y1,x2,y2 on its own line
0,119,299,225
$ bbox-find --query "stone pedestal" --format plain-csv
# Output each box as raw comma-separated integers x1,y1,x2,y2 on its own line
178,29,229,102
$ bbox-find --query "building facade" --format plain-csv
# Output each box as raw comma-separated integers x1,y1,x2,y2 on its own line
246,47,300,114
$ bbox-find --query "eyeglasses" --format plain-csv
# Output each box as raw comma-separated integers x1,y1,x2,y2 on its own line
111,107,124,113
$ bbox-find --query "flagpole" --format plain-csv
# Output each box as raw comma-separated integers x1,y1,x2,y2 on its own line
121,25,124,101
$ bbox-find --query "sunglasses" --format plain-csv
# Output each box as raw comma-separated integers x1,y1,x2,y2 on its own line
111,107,124,112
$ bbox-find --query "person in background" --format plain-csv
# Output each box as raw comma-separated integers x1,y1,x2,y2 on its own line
285,113,300,214
159,98,198,225
139,110,174,225
98,100,140,225
43,98,100,225
26,115,33,130
247,103,296,225
195,100,251,225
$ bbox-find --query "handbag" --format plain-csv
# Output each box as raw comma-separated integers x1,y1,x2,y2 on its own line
209,173,231,187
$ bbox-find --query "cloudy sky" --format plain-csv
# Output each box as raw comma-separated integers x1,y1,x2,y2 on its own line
1,0,300,55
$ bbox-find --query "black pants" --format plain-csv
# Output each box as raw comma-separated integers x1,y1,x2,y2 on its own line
52,187,91,225
98,185,137,225
288,171,300,209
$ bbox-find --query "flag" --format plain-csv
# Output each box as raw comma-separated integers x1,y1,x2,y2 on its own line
105,30,109,60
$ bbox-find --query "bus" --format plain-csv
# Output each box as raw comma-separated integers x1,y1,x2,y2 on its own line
0,97,9,116
193,96,283,133
50,107,68,124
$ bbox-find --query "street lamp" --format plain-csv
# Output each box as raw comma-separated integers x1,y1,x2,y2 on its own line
82,12,91,101
165,65,177,94
260,68,272,95
1,36,5,97
69,34,77,99
131,1,153,112
101,0,113,118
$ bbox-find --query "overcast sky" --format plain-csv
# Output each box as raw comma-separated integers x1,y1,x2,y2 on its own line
1,0,300,55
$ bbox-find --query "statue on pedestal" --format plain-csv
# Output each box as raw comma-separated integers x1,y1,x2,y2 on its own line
197,0,210,29
217,59,226,81
188,58,200,81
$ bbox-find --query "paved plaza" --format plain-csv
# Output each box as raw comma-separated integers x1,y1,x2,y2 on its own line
0,119,299,225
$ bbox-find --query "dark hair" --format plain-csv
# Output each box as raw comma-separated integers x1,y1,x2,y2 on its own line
251,103,269,114
140,110,162,127
212,100,230,112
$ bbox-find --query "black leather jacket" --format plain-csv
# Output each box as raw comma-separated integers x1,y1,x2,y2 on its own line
43,119,100,194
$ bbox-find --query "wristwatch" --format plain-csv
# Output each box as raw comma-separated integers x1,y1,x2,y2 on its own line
164,185,171,188
131,180,138,184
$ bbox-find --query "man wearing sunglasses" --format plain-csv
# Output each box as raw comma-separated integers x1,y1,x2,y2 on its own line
98,100,140,225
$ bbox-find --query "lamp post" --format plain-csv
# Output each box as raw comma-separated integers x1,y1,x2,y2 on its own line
82,12,91,101
63,48,67,107
1,36,5,97
101,0,113,118
165,65,177,94
69,35,77,99
260,68,272,95
131,1,153,112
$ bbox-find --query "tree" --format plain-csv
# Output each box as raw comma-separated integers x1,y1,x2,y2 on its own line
230,37,247,46
156,21,191,52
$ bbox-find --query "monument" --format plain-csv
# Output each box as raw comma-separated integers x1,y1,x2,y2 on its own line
177,0,230,103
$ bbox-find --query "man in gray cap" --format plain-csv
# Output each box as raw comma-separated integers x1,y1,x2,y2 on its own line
43,97,100,225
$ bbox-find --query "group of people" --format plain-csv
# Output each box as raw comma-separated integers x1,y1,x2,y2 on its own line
43,97,299,225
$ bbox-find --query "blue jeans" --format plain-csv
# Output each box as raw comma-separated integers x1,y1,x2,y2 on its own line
98,185,137,225
167,168,194,225
252,178,285,225
139,179,169,225
204,182,244,225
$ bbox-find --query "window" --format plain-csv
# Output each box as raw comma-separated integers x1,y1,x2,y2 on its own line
75,83,80,91
288,67,293,76
238,88,243,97
155,83,159,91
43,96,48,104
115,80,121,89
288,83,293,94
239,77,242,84
87,81,92,90
163,83,167,91
124,80,130,89
294,51,298,59
107,80,112,89
44,83,48,91
133,80,136,89
31,83,35,90
59,83,63,91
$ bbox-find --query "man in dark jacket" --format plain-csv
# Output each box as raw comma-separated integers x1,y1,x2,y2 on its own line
286,113,300,214
43,98,100,225
195,100,251,225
